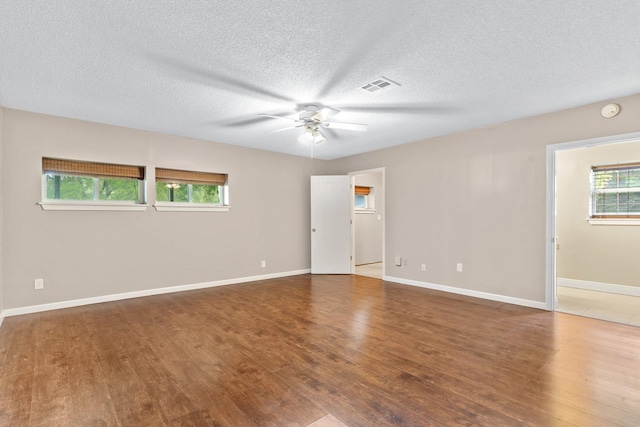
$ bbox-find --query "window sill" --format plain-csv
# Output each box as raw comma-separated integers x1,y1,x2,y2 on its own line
588,218,640,226
355,209,376,214
39,202,148,211
153,203,230,212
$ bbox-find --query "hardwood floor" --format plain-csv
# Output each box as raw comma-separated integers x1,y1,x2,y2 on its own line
1,274,640,426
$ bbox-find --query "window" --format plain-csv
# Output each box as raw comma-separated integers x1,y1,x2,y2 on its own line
354,194,367,209
154,167,229,212
354,185,374,212
591,162,640,218
156,182,220,204
41,158,146,210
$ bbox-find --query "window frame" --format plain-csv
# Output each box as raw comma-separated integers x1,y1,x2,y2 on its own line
153,167,230,212
354,185,376,214
589,162,640,224
40,158,148,211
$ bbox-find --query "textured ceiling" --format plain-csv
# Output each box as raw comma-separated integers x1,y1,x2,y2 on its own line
1,1,639,159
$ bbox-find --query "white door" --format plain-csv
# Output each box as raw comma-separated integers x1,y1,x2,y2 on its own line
311,175,351,274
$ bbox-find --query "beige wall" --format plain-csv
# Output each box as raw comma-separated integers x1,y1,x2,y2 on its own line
354,172,383,265
0,105,4,316
556,140,640,287
3,93,640,311
2,109,325,309
327,94,640,303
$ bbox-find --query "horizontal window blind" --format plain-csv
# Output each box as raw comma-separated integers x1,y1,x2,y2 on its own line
354,186,371,195
592,162,640,172
156,168,227,185
591,163,640,218
43,158,144,180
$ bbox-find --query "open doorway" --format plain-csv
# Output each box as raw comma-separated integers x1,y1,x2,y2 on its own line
548,134,640,326
350,168,385,279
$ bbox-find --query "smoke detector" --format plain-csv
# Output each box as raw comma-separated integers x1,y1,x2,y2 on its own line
601,103,620,118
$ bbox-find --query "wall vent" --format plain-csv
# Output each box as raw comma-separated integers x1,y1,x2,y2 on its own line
360,76,400,94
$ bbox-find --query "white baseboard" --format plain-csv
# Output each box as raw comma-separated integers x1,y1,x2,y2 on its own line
557,277,640,297
383,275,547,310
0,311,4,328
2,269,311,319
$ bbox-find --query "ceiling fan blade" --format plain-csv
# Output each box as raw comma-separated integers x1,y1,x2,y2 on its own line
321,127,340,139
219,110,294,127
257,114,300,122
312,107,340,122
333,103,458,114
149,55,296,103
321,122,368,131
220,116,270,127
270,124,304,133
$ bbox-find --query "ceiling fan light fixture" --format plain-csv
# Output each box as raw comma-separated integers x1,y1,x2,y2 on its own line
312,130,326,144
262,104,368,146
298,127,315,144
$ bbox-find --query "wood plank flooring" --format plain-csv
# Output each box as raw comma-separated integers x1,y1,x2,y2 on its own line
1,274,640,426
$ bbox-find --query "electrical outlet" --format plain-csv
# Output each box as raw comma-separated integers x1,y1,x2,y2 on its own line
456,263,463,272
261,260,266,268
403,258,407,266
35,278,44,290
421,264,426,271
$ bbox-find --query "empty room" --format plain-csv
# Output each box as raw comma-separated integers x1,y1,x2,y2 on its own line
1,2,640,426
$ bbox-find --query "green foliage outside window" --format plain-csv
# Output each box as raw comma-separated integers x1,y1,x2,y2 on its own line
155,182,221,204
46,174,141,202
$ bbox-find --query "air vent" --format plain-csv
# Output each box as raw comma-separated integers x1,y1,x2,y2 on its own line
360,76,400,94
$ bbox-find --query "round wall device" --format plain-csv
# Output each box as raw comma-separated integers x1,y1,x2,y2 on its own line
601,103,620,118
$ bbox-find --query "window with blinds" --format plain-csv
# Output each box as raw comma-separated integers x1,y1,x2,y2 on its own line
155,167,228,205
354,186,373,210
42,157,145,203
591,162,640,218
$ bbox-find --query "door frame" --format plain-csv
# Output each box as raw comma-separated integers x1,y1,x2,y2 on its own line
545,131,640,310
349,167,385,277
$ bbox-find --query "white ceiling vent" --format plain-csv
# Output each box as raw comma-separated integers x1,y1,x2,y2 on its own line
360,76,400,94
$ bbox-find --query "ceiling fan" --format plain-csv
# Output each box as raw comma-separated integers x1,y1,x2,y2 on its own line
259,105,368,144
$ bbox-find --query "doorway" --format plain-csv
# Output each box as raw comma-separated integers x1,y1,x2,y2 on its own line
547,132,640,326
350,168,385,279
